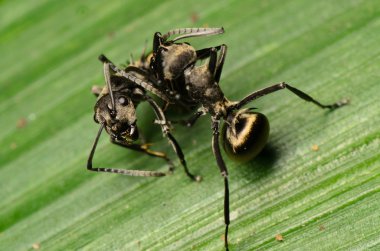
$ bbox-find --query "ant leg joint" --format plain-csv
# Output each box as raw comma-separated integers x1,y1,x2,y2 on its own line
221,171,228,178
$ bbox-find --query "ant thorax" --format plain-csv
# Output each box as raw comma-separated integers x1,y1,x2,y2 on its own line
184,64,228,116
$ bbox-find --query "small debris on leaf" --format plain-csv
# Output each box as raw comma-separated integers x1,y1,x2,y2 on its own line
275,234,284,242
311,144,319,151
16,117,27,128
221,233,226,242
32,243,40,250
191,12,199,23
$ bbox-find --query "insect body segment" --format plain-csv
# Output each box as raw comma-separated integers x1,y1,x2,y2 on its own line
93,56,150,142
183,46,228,113
222,110,270,162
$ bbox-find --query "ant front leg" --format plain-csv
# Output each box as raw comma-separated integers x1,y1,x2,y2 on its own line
211,118,230,251
235,82,349,111
111,138,175,174
87,124,168,177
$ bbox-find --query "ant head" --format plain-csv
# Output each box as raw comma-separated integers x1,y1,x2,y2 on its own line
94,92,139,142
221,109,269,162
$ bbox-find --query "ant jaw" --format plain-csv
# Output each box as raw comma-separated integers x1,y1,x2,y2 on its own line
128,124,139,141
121,123,139,142
106,121,139,143
120,123,139,142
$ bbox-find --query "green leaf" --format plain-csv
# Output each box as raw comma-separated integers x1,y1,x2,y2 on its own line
1,0,379,250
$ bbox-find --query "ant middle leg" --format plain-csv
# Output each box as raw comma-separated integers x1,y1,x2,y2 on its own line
146,95,201,181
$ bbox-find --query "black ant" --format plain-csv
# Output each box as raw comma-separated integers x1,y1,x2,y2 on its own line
150,30,349,250
87,53,200,180
88,28,227,182
88,27,348,250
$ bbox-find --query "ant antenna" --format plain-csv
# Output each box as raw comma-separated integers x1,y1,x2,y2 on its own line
99,54,171,103
99,55,116,116
162,27,224,42
87,124,105,170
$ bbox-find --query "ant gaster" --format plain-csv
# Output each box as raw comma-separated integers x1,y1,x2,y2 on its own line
151,31,349,250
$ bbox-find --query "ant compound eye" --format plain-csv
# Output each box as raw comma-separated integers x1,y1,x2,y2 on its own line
118,96,128,105
221,112,269,162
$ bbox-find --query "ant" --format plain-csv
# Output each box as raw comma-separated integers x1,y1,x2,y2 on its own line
88,28,227,182
150,30,349,250
87,52,200,180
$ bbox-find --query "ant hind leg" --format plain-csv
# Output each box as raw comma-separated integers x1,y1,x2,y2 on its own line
211,118,230,250
235,82,349,111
